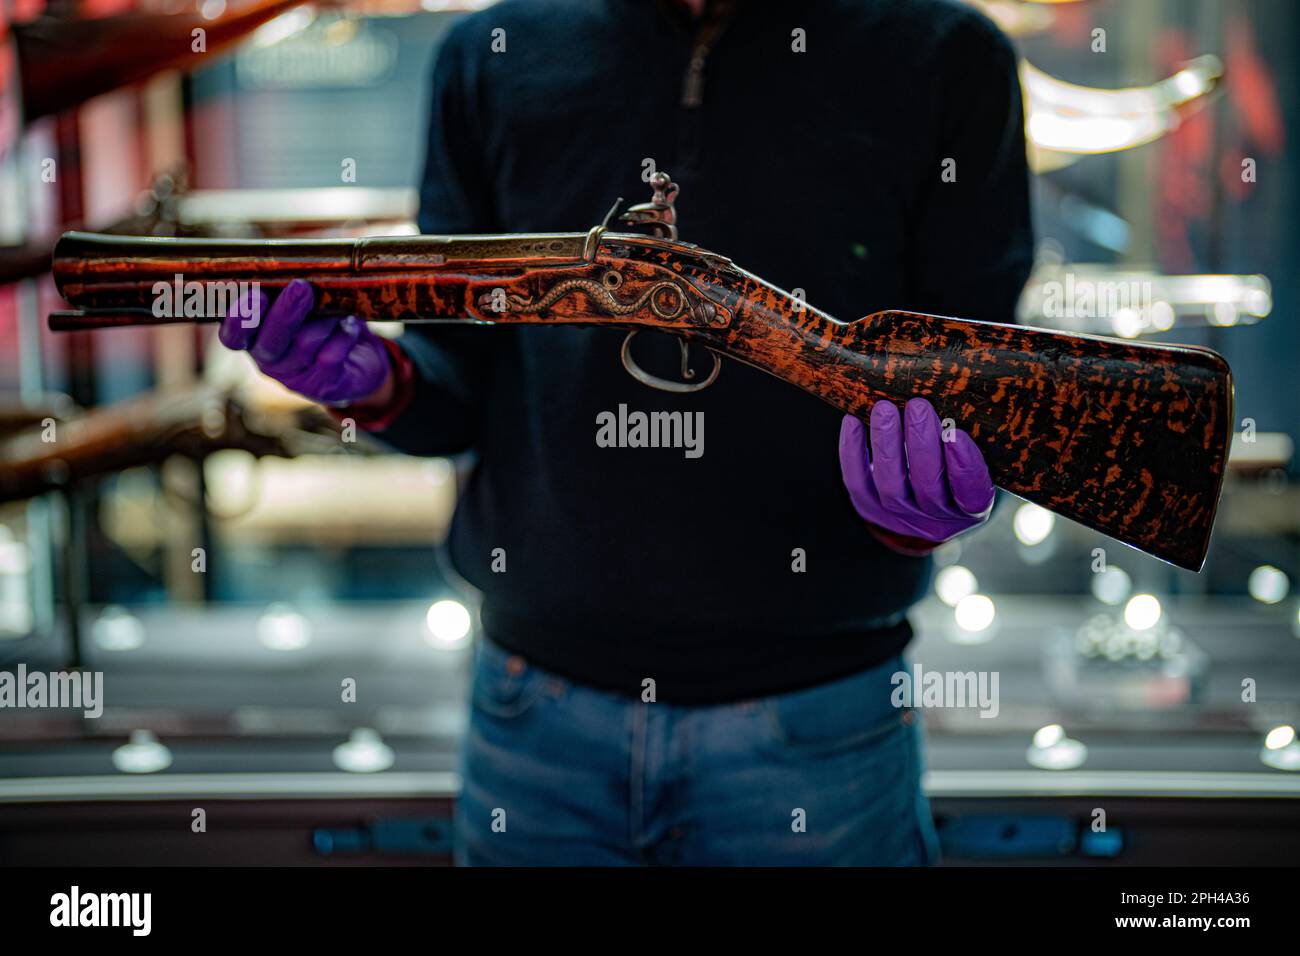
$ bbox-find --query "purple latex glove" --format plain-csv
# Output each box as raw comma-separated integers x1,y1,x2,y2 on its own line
219,279,391,406
838,398,995,544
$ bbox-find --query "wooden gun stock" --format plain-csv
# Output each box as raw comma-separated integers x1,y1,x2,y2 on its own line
49,229,1233,571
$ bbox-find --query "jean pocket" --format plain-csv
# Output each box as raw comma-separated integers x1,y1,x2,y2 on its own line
470,640,550,720
764,657,910,756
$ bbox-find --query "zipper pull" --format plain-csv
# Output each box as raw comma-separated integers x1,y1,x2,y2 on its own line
681,46,707,108
679,0,735,109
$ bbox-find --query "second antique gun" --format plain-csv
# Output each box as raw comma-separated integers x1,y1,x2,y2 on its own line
0,387,361,504
47,175,1233,571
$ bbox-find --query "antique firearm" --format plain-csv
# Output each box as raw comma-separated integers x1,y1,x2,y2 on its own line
47,176,1233,571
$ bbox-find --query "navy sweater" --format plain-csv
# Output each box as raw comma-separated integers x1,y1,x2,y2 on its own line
374,0,1032,703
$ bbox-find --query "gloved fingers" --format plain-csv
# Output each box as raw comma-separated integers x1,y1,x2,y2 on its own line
280,364,331,399
317,318,361,366
219,288,268,351
904,398,954,518
339,314,377,344
838,415,885,519
250,279,316,366
868,400,911,512
258,316,338,379
284,322,367,398
311,322,367,403
944,429,996,516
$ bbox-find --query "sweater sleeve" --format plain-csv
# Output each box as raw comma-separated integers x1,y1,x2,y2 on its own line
905,11,1034,324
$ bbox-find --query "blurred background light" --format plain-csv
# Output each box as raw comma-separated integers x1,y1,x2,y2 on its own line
934,565,978,607
112,730,173,774
1027,724,1088,770
1265,725,1296,750
1012,503,1055,546
1247,565,1290,605
955,594,996,633
251,7,316,47
1209,301,1240,327
1150,300,1176,331
332,728,395,773
1110,307,1144,338
425,599,472,648
1090,566,1132,605
1260,725,1300,771
1123,594,1162,631
1018,268,1271,335
0,526,33,637
92,605,146,652
257,603,312,651
1034,724,1064,749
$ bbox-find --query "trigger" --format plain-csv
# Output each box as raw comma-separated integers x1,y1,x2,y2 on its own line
679,338,697,381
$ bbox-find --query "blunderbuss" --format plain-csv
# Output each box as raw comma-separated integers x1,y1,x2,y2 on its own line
46,175,1233,571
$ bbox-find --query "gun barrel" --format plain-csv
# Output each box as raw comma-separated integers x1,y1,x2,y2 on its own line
51,232,355,330
50,230,593,329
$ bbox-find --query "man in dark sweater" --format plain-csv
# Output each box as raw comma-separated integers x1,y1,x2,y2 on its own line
221,0,1032,864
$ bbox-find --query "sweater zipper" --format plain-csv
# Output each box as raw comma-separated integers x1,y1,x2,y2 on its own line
679,0,736,109
681,46,708,108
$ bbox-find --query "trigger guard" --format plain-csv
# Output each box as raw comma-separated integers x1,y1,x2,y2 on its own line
619,330,721,394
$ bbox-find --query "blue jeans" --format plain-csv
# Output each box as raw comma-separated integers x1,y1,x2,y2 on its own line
455,637,940,866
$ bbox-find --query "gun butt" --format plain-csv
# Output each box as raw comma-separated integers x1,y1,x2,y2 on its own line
841,312,1232,570
714,302,1232,571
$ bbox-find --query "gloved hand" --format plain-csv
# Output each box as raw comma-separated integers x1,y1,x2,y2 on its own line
219,279,392,407
839,398,995,545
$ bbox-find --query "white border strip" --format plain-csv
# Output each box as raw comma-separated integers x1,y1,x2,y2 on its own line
924,770,1300,798
0,772,461,803
0,770,1296,803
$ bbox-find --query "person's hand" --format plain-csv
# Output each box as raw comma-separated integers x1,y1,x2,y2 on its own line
838,398,995,545
219,279,393,407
